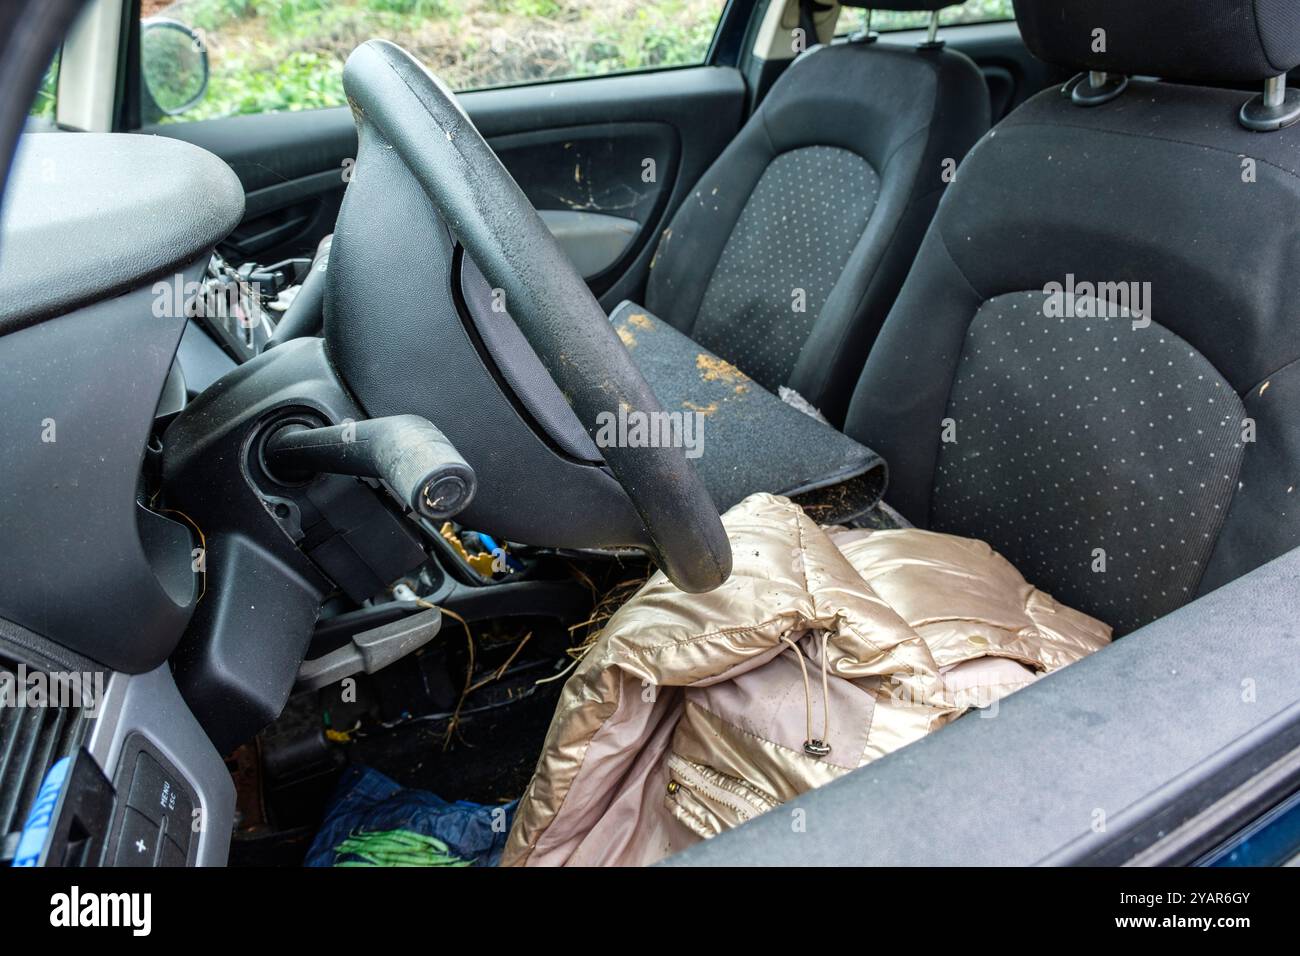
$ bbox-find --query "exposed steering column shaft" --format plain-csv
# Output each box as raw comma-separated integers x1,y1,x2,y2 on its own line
263,414,476,521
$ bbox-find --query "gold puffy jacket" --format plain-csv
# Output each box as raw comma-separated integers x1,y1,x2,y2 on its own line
503,494,1110,866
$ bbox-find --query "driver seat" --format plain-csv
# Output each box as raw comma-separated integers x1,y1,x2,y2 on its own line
843,0,1300,634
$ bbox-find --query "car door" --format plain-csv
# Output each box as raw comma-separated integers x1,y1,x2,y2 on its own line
126,0,752,308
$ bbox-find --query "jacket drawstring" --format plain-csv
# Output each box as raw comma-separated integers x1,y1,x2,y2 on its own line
780,631,832,758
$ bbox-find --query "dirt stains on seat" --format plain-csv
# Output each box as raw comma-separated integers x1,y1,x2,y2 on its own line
696,353,750,395
649,227,672,270
683,400,719,417
615,312,657,349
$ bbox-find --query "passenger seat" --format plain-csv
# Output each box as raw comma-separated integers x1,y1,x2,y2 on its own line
639,0,991,424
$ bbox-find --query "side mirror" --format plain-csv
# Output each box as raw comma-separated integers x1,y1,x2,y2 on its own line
140,17,209,118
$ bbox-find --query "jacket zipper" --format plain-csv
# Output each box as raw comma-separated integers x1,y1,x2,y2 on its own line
665,755,776,824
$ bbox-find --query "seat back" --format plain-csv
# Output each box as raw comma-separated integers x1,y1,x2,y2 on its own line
646,0,989,423
846,0,1300,633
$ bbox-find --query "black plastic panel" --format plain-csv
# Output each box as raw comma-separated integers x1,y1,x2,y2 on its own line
162,339,351,751
0,133,244,334
0,264,203,673
162,337,438,751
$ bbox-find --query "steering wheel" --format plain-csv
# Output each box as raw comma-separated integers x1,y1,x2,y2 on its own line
334,40,731,593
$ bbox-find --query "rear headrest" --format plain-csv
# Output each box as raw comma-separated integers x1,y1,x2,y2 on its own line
838,1,957,10
1013,0,1300,85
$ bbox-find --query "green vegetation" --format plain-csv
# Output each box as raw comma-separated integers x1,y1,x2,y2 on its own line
134,0,1015,124
332,828,473,866
839,0,1014,34
29,55,59,120
149,0,721,122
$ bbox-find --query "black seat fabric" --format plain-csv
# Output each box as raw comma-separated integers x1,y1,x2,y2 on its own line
845,0,1300,634
643,14,989,424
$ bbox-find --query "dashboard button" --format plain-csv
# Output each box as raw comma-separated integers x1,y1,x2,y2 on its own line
127,752,194,841
159,836,187,868
112,808,160,867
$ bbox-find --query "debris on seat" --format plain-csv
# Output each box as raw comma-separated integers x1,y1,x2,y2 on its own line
503,493,1111,867
609,301,887,523
778,385,829,424
306,766,514,867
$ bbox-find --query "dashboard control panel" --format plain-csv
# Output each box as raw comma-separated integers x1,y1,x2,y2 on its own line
107,734,199,867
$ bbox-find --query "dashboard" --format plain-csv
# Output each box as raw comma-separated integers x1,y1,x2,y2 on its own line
0,131,246,866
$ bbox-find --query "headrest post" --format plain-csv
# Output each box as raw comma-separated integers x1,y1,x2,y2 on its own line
1265,74,1287,109
1240,73,1300,132
917,8,944,52
848,6,877,45
1069,69,1128,107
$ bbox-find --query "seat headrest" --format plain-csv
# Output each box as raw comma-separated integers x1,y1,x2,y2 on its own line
1013,0,1300,85
837,1,959,10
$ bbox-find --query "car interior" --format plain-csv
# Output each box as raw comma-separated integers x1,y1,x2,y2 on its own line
3,0,1300,869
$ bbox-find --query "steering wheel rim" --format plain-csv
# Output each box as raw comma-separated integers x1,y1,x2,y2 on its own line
338,39,732,593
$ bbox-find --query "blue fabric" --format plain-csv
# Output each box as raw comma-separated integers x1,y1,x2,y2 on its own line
305,765,515,867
